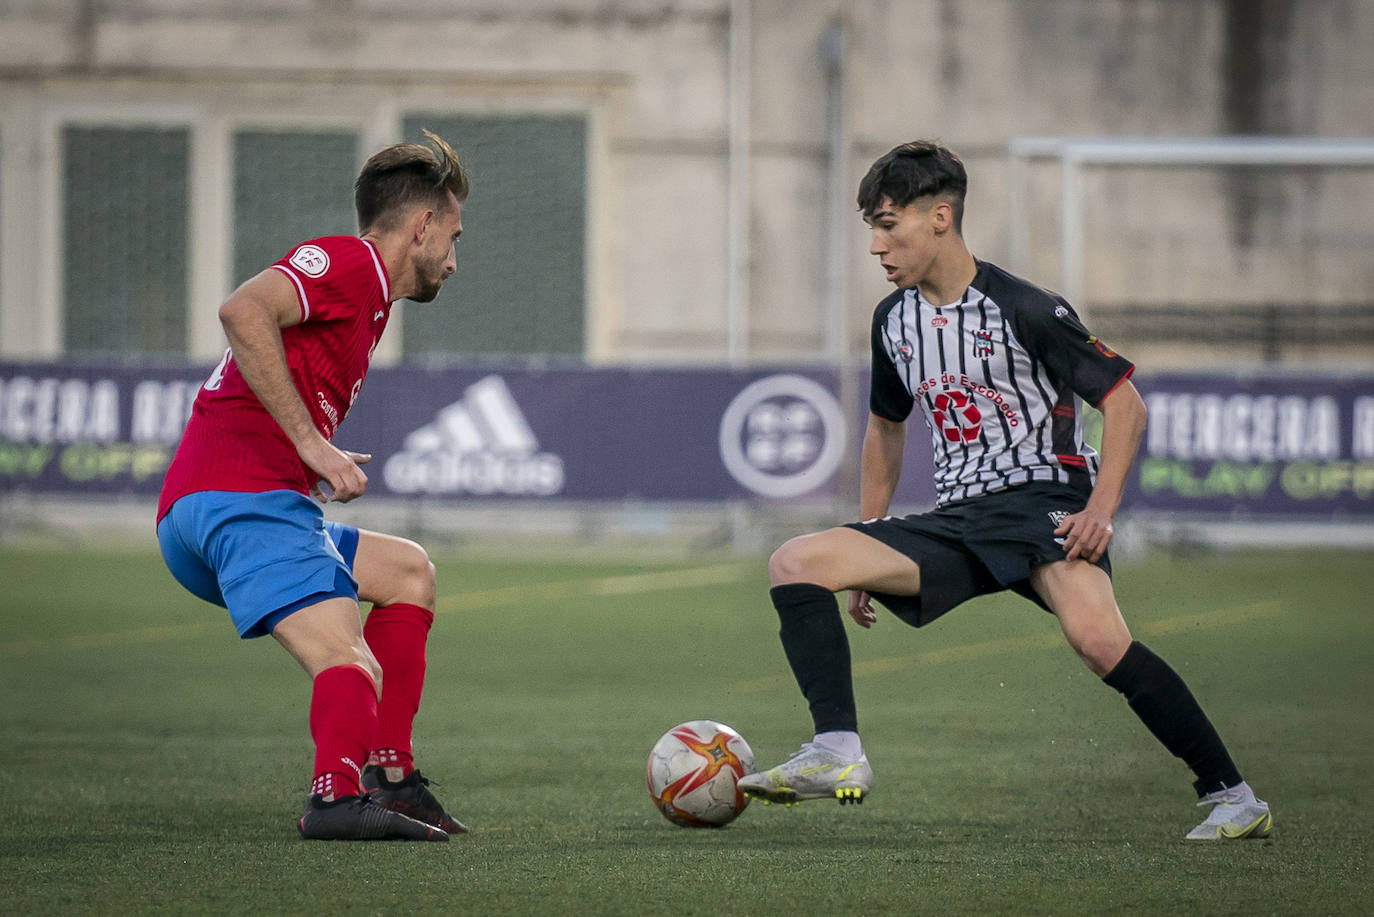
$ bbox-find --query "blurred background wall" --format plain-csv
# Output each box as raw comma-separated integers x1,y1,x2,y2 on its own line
2,0,1371,372
1,1,1372,552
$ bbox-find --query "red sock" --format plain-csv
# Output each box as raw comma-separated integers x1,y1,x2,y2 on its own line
309,665,378,800
364,603,434,777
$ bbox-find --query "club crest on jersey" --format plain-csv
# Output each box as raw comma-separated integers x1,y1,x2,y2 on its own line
895,339,915,363
290,244,330,278
1087,335,1118,358
972,328,995,358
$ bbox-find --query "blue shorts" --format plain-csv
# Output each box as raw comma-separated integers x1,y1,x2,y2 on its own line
157,490,360,639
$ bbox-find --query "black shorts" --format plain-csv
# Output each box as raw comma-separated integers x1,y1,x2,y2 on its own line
843,482,1112,628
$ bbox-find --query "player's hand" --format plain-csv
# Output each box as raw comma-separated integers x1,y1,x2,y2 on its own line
299,440,372,504
1055,506,1114,563
847,589,878,629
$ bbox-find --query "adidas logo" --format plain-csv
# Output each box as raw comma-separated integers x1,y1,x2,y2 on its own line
382,375,565,496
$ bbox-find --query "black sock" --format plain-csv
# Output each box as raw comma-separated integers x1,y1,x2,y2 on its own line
770,583,858,734
1103,641,1243,796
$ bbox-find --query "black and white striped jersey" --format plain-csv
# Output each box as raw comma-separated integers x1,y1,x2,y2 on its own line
870,259,1134,507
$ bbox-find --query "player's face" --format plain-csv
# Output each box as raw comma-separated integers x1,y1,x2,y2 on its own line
410,196,463,303
865,196,940,289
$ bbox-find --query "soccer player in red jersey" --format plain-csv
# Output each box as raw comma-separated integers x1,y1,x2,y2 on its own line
158,131,469,841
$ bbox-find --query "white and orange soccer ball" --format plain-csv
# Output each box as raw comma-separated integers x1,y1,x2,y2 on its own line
646,720,754,828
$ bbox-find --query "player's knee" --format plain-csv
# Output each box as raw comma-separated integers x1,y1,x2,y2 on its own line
1072,632,1129,678
395,539,437,609
768,537,816,586
416,555,437,610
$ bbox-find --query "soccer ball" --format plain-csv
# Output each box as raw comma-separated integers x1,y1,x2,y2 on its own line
646,720,754,828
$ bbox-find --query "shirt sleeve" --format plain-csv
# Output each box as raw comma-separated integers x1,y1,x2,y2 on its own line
1014,294,1135,407
869,298,915,422
272,237,380,324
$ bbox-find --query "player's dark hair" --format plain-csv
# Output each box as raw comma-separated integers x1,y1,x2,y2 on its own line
355,129,470,232
857,141,967,233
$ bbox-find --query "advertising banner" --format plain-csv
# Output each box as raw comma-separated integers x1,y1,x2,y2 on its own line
4,362,1368,517
1127,373,1374,516
0,363,852,502
0,365,207,497
362,367,849,500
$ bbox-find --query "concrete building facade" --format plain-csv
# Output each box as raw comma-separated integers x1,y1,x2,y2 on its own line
1,0,1371,369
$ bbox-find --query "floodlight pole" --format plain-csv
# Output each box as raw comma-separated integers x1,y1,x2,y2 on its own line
821,15,849,366
726,0,751,367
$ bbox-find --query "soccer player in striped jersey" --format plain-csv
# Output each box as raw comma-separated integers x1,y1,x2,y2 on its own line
158,131,470,841
738,141,1272,841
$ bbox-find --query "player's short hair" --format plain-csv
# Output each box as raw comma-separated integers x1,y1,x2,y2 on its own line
355,129,470,232
857,141,967,233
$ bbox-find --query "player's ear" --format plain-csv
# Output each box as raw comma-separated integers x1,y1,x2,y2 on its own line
931,199,954,234
411,207,435,244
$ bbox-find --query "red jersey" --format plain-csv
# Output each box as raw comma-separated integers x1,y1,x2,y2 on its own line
158,236,392,521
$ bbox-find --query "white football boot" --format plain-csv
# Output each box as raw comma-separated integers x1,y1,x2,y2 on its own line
1185,781,1273,840
738,742,872,806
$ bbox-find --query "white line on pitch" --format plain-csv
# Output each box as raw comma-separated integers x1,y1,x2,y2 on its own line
730,599,1285,694
435,562,757,613
0,563,760,655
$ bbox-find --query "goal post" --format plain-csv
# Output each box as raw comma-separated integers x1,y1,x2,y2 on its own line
1005,135,1374,310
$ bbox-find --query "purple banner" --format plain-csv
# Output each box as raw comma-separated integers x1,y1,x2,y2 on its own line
1127,373,1374,516
4,363,1368,517
0,365,207,497
0,363,851,502
361,368,848,500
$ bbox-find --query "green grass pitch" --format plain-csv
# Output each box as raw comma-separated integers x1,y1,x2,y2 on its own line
1,541,1370,915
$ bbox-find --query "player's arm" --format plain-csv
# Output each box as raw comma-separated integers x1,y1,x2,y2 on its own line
218,269,371,503
859,412,907,520
848,412,907,627
1057,379,1147,562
